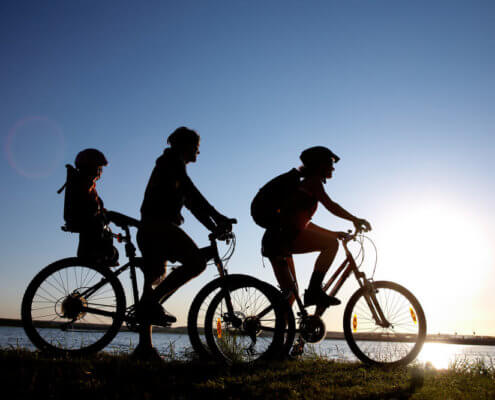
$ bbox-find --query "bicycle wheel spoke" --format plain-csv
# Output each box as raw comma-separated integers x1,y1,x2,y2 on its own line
31,305,57,312
23,260,125,355
34,291,59,304
205,281,283,364
50,273,67,296
345,282,426,366
32,312,59,320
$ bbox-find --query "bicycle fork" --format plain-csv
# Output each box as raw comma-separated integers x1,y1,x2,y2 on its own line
362,281,391,329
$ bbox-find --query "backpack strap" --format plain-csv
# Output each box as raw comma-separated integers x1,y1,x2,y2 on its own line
57,164,77,194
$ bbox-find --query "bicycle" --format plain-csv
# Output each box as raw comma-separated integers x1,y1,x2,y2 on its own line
203,229,427,366
21,211,287,362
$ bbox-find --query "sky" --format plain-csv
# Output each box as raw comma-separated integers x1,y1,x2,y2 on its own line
1,0,494,336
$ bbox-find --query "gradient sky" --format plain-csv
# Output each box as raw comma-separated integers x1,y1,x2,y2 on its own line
1,1,494,335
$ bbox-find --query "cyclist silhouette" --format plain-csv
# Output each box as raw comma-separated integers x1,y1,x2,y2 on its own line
251,146,372,308
134,127,232,358
58,148,118,266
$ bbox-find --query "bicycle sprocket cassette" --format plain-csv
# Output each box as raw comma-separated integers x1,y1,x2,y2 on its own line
300,315,326,343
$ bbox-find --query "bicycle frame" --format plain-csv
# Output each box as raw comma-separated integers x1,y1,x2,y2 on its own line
319,236,390,327
75,224,141,320
77,224,237,324
258,233,391,330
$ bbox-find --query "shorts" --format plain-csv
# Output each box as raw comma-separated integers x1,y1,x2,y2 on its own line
137,222,202,280
261,227,300,258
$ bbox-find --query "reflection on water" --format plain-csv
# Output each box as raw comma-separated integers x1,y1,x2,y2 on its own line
1,326,494,369
310,340,495,369
416,342,495,370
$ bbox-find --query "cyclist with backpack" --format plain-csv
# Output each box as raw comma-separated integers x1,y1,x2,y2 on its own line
58,148,118,266
134,127,233,358
251,146,371,308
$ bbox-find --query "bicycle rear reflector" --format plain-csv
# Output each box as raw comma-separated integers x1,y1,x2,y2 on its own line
216,318,222,339
353,314,357,332
409,308,417,324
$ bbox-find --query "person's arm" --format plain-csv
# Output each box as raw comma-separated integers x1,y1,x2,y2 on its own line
311,179,372,232
183,174,229,231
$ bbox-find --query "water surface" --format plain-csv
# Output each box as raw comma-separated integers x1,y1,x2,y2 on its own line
2,326,493,369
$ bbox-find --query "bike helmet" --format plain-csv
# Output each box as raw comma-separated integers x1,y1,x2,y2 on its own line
75,149,108,170
300,146,340,169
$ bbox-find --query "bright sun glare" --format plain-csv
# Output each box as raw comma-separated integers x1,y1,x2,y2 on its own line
375,198,493,335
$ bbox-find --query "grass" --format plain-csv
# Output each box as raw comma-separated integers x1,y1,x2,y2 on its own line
1,348,495,399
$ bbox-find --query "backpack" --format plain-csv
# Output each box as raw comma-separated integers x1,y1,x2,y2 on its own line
250,169,301,229
57,164,84,232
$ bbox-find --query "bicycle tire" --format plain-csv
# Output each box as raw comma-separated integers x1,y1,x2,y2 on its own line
187,274,266,360
343,280,426,366
204,277,286,365
21,257,126,356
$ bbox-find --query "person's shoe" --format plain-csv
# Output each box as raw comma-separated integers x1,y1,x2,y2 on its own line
304,287,341,308
137,302,177,326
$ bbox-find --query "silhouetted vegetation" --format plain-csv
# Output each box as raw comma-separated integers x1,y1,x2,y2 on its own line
1,349,495,399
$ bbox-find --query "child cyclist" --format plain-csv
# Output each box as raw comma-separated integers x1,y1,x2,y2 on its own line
251,146,372,309
58,148,118,266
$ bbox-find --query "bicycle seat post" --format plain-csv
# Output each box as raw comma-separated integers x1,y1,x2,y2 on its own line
284,262,307,318
123,227,136,259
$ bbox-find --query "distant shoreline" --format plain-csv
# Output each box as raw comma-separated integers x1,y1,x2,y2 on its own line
3,318,495,346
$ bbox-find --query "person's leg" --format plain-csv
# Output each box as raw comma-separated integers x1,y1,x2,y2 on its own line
150,225,206,304
136,228,167,309
269,255,298,305
290,224,340,306
134,227,165,355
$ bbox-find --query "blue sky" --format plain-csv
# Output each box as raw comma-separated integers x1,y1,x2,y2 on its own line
1,1,494,335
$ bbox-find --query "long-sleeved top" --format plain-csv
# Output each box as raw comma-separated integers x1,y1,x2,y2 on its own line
140,148,219,229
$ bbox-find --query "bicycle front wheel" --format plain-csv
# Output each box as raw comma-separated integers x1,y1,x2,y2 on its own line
187,274,263,360
204,278,286,364
21,258,126,356
343,280,426,366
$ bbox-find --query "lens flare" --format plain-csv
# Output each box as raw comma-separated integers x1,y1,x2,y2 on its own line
5,116,65,178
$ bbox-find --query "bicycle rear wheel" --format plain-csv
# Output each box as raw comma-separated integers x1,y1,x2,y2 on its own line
204,277,286,364
343,280,426,366
21,258,126,356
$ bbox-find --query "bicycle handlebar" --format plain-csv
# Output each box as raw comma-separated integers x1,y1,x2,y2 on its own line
209,218,237,241
341,228,362,242
106,211,140,229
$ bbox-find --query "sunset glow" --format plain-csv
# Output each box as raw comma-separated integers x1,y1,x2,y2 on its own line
376,196,494,335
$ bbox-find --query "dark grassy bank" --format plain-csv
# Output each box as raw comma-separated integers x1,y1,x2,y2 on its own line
1,349,495,399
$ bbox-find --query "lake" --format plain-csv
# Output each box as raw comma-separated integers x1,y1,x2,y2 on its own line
1,326,494,370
